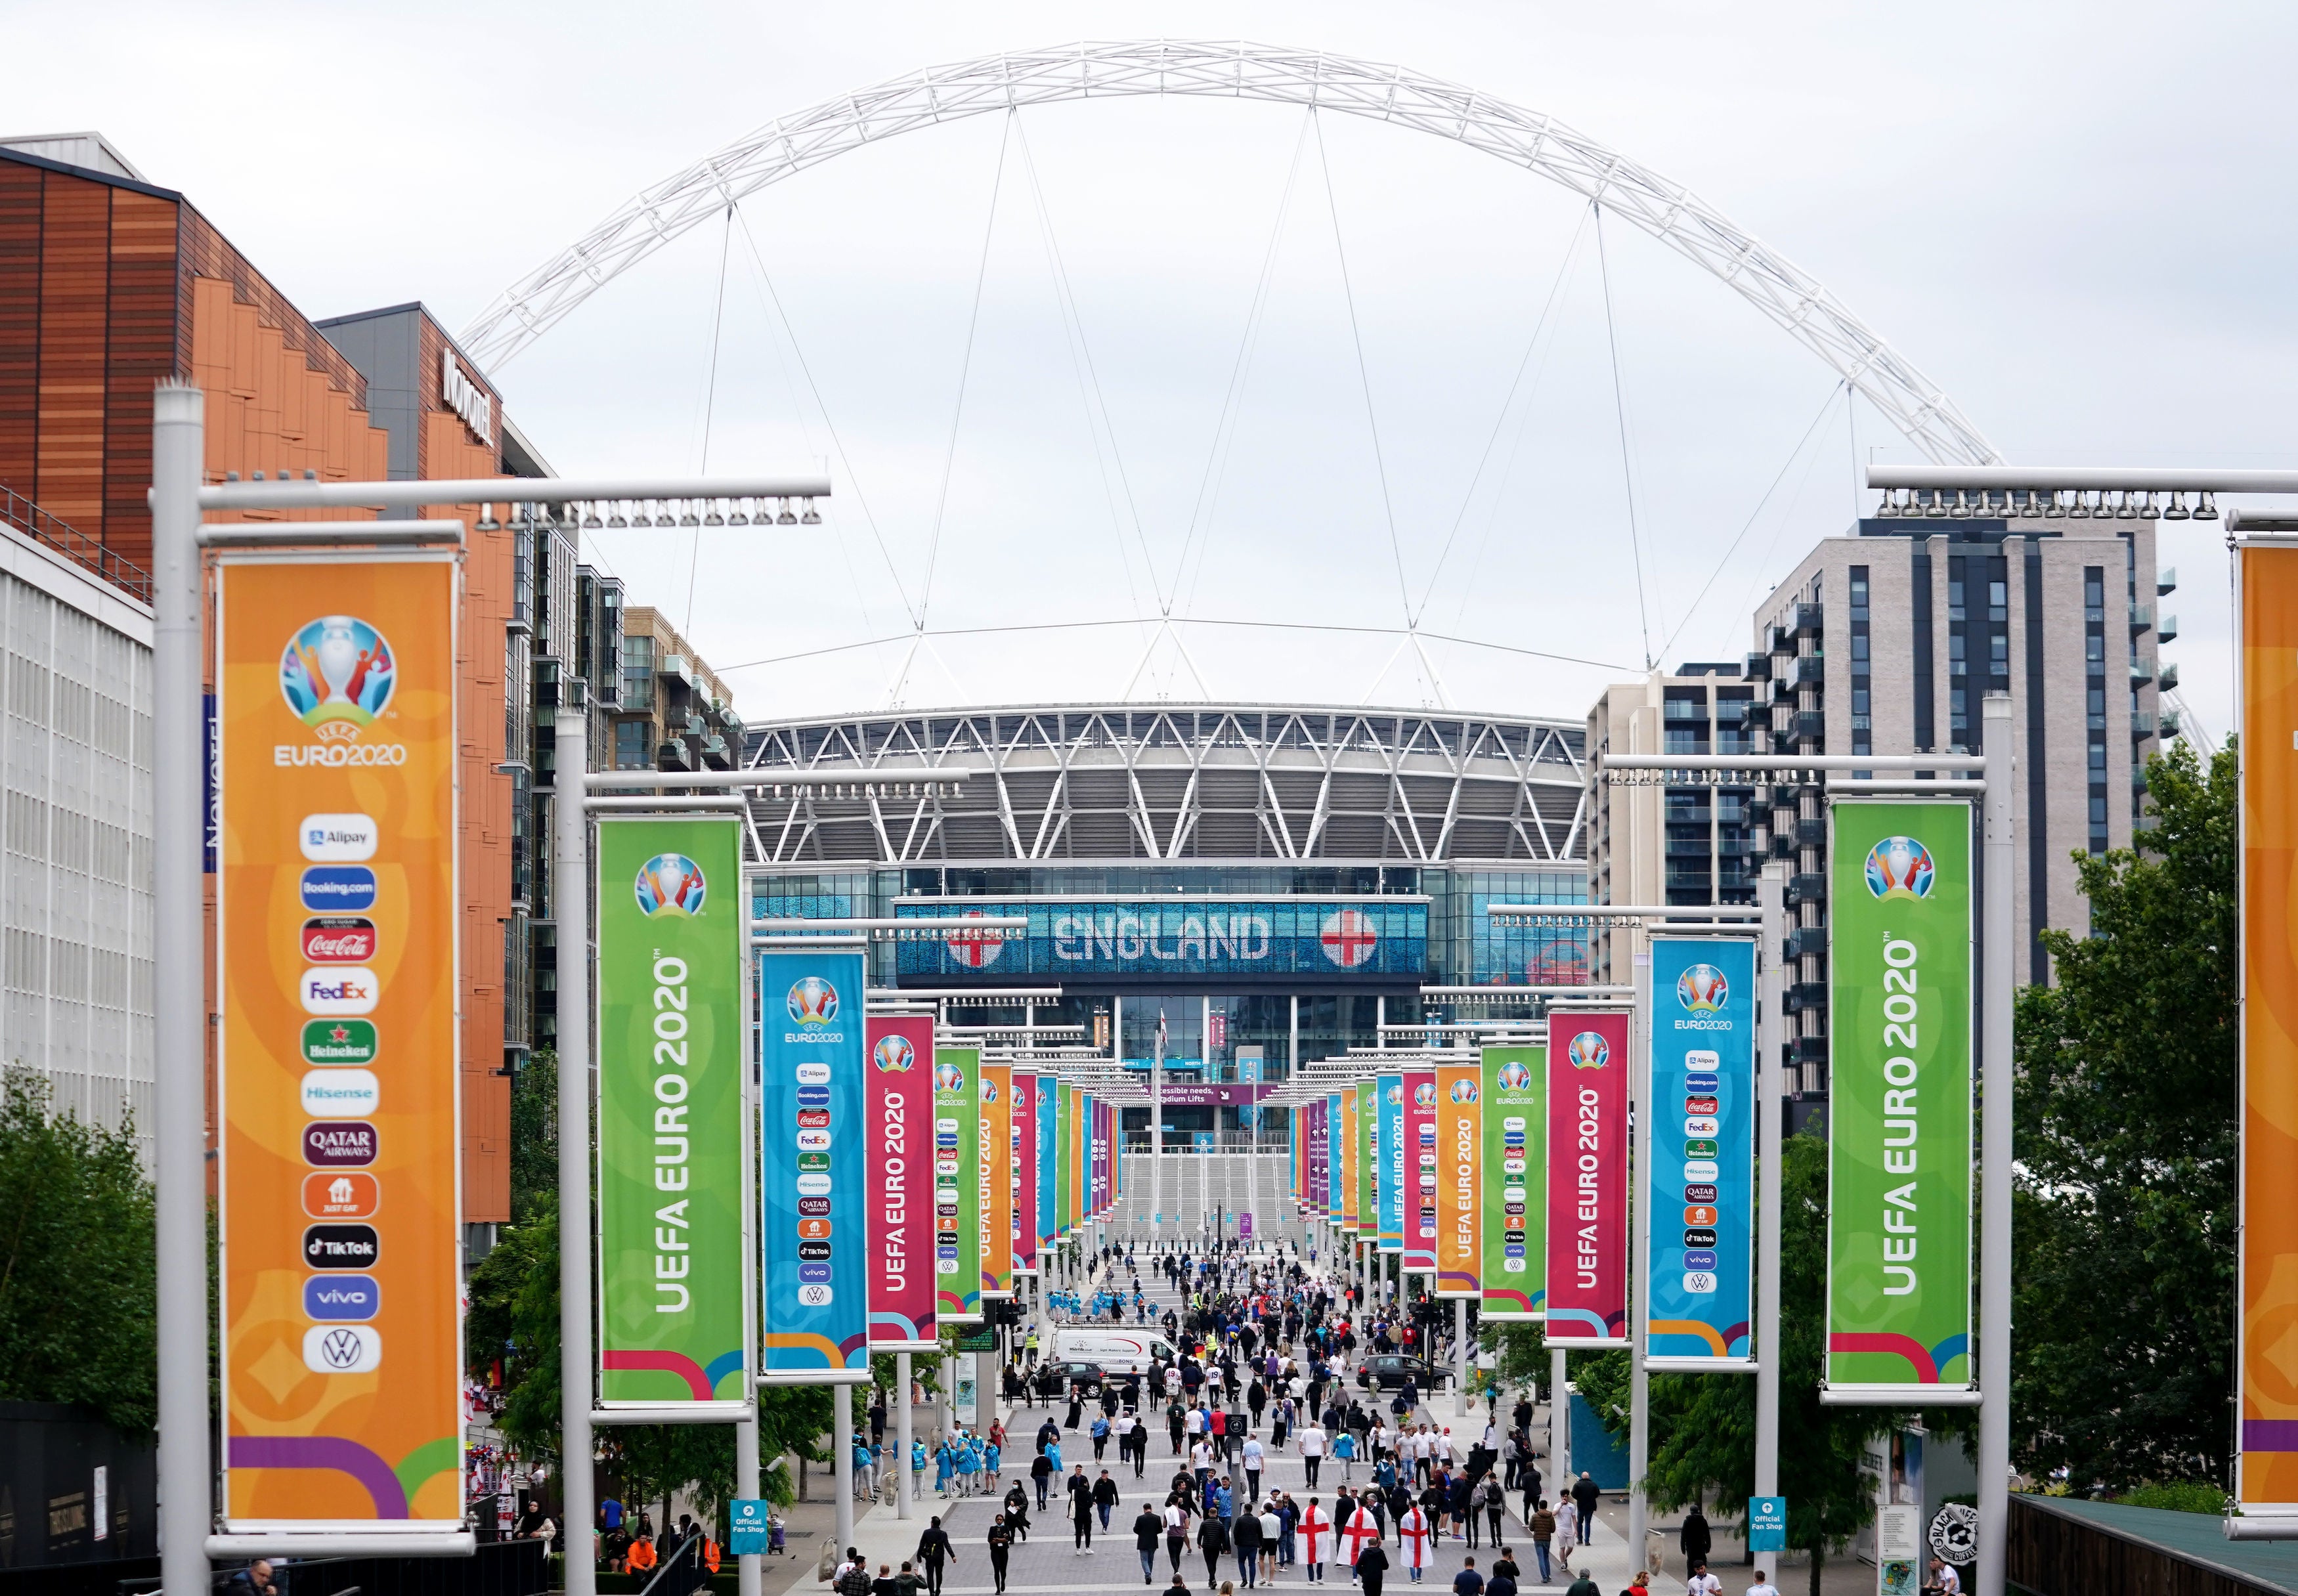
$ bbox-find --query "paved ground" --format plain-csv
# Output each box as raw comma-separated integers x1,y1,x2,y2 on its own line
764,1252,1873,1596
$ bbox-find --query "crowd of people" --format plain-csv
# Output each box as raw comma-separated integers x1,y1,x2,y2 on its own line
842,1235,1795,1596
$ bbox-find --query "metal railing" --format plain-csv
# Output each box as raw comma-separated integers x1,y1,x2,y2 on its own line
0,483,154,603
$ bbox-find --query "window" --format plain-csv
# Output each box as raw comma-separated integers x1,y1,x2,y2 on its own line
2089,744,2106,771
1851,635,1870,662
1948,580,1966,622
2086,636,2105,665
615,720,651,769
1990,634,2009,665
1988,580,2008,619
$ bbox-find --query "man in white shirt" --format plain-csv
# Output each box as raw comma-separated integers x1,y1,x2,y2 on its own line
1684,1562,1721,1596
1745,1571,1779,1596
1926,1560,1961,1594
1300,1423,1329,1488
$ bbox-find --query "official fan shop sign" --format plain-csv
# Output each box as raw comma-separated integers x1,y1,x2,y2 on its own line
1645,937,1757,1370
216,559,464,1532
1478,1045,1545,1320
760,949,869,1377
596,820,751,1412
894,898,1428,981
936,1046,984,1324
866,1015,937,1349
1825,804,1976,1403
1542,1010,1630,1348
1434,1060,1480,1297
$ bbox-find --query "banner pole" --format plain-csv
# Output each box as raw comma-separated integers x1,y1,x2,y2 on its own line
1454,1297,1469,1420
1550,1347,1569,1503
736,1407,762,1596
834,1381,855,1551
557,691,597,1596
1627,925,1651,1568
1976,695,2014,1596
896,1352,913,1519
152,383,211,1596
1754,863,1787,1501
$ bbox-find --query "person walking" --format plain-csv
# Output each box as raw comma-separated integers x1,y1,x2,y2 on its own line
1166,1497,1193,1576
1261,1500,1282,1584
1232,1500,1265,1589
987,1515,1014,1595
1242,1434,1266,1503
1561,1572,1597,1596
1072,1466,1099,1553
915,1519,956,1596
1481,1477,1506,1550
1395,1505,1433,1583
1527,1501,1555,1586
1679,1506,1711,1574
1198,1507,1234,1586
1035,1449,1056,1511
1134,1503,1167,1585
1568,1475,1600,1549
1301,1421,1327,1488
1355,1536,1390,1596
1005,1481,1033,1542
1096,1470,1123,1532
1300,1496,1333,1585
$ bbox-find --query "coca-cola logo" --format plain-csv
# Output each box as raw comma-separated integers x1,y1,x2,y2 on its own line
303,917,378,963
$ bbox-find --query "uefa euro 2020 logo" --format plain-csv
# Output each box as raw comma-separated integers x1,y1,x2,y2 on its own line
1412,1080,1437,1110
786,977,838,1027
280,615,395,736
1385,1082,1403,1106
1449,1079,1479,1104
1497,1061,1534,1091
873,1035,915,1073
634,854,706,917
934,1060,967,1092
1677,964,1729,1014
982,1079,999,1104
1568,1031,1611,1070
1865,836,1936,901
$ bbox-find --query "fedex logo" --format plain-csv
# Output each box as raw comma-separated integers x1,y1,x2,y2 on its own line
301,967,378,1016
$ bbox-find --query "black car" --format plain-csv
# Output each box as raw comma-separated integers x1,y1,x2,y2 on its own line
1356,1354,1446,1391
1043,1359,1106,1394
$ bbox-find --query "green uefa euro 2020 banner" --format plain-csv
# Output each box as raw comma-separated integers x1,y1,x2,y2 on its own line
934,1046,982,1324
1479,1045,1546,1320
1827,802,1976,1400
1356,1080,1377,1233
596,819,752,1409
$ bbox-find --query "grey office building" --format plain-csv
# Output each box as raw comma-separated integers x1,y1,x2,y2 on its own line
1750,512,2177,1110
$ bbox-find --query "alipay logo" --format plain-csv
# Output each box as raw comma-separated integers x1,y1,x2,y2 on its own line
636,853,708,916
1676,964,1729,1014
786,977,839,1027
280,616,396,730
1864,836,1936,901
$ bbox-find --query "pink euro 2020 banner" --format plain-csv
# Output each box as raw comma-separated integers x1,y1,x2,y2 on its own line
1011,1073,1037,1274
866,1014,937,1347
1404,1068,1438,1271
1544,1008,1630,1347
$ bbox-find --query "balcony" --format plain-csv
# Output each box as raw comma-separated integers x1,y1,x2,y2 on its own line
2158,613,2179,643
1793,657,1827,685
1796,817,1827,848
1787,873,1828,906
2158,566,2177,596
2131,711,2157,738
1665,836,1716,859
1665,805,1712,826
2129,603,2153,634
1785,981,1829,1014
1787,926,1829,960
2159,661,2180,691
1663,700,1709,722
1743,652,1771,680
1769,832,1798,859
701,734,733,769
2130,659,2154,686
2161,707,2182,737
1767,624,1793,653
502,915,531,1050
1793,1035,1831,1064
1791,711,1827,744
656,737,696,772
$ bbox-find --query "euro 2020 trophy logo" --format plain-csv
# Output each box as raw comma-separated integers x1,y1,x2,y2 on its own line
280,615,396,738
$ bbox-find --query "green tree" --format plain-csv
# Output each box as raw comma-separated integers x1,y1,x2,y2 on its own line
756,1385,834,1506
0,1066,157,1434
510,1050,558,1221
2012,739,2238,1491
609,1424,738,1536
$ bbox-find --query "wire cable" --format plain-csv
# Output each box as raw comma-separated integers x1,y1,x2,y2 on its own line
1595,203,1653,670
919,110,1014,632
1311,110,1413,626
687,204,734,634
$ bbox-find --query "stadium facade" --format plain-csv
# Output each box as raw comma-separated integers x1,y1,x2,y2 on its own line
741,702,1592,1146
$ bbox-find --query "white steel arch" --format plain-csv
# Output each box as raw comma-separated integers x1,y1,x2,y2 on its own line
461,40,1997,464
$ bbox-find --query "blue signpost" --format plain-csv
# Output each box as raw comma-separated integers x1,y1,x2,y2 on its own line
1748,1496,1786,1553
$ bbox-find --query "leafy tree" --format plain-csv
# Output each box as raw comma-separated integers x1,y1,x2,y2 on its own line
510,1050,558,1222
2012,739,2238,1491
609,1424,737,1535
0,1066,157,1433
757,1385,834,1506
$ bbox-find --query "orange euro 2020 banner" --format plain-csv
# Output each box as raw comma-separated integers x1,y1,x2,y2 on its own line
217,556,463,1530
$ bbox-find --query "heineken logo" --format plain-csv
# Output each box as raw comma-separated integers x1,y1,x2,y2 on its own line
301,1018,378,1066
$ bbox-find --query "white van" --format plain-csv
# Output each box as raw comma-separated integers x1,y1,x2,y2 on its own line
1049,1327,1177,1377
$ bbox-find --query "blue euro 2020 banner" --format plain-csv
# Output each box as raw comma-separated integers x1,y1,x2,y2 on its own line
759,949,868,1374
1378,1072,1405,1252
894,899,1427,981
1645,935,1757,1368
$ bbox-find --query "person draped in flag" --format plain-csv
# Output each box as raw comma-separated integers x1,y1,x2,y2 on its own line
1300,1496,1333,1585
1393,1505,1433,1582
1341,1496,1383,1585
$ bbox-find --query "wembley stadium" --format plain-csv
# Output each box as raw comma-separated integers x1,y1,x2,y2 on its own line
739,701,1592,1146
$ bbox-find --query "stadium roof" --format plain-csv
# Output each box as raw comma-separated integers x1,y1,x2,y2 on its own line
739,702,1587,867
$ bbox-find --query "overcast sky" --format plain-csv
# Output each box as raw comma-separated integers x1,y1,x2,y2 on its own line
16,1,2296,741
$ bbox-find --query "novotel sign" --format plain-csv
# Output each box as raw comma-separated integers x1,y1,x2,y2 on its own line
441,347,493,446
893,898,1429,983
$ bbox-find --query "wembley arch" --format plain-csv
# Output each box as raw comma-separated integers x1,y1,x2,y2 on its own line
460,39,1998,466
